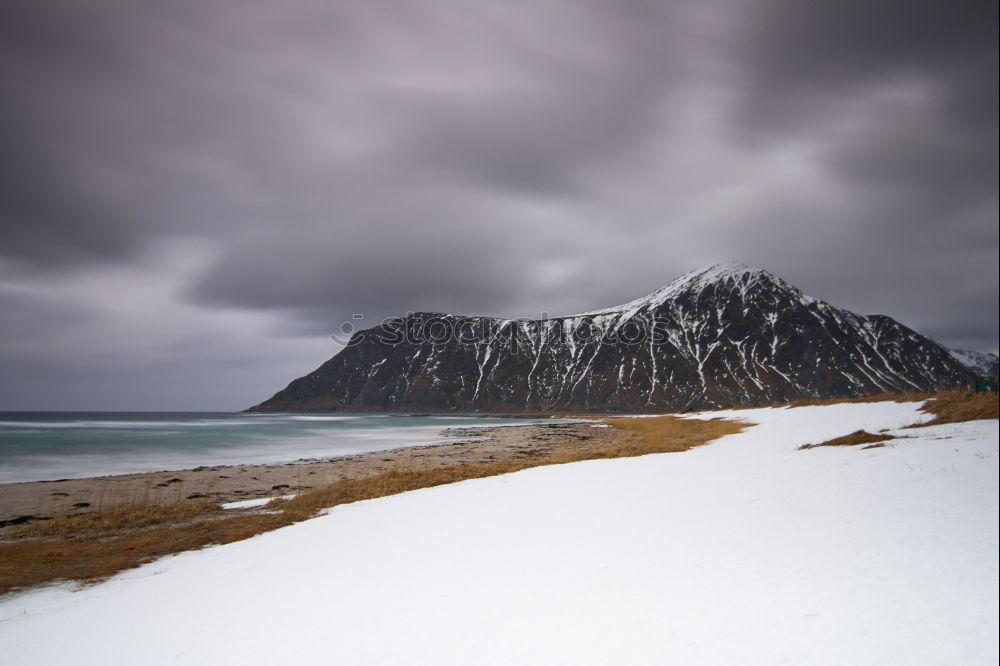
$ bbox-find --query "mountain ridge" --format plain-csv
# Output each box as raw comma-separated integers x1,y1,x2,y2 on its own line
249,264,979,413
949,348,999,384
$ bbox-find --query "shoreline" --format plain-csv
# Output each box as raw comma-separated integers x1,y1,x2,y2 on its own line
0,421,611,527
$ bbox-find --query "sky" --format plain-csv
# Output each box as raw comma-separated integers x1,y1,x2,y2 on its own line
1,0,996,411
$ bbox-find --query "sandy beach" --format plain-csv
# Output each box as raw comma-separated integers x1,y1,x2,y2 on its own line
0,421,610,527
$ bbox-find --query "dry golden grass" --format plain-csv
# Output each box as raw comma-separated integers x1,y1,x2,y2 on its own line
783,389,1000,419
0,415,745,596
918,391,998,426
799,430,897,450
0,513,288,596
602,415,746,454
16,500,222,540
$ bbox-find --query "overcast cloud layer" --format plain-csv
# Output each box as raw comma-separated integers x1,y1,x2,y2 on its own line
1,0,996,410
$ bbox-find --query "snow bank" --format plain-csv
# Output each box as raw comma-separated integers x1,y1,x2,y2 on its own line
1,402,996,665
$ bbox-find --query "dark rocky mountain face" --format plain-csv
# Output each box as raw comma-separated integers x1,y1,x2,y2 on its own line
249,265,980,413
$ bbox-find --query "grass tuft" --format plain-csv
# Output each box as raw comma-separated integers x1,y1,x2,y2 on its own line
601,415,744,454
799,430,897,450
918,391,998,426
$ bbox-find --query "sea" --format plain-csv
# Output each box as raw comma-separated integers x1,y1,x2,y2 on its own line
0,412,573,485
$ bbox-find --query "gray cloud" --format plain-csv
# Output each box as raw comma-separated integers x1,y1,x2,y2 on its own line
733,0,996,134
0,0,995,409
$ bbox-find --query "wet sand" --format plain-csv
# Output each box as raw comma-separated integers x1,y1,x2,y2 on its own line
0,421,614,526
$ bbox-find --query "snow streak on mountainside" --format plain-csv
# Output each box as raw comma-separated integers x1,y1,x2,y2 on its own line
250,265,979,412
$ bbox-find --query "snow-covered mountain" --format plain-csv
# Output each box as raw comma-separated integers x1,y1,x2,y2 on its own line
249,264,979,412
949,348,999,383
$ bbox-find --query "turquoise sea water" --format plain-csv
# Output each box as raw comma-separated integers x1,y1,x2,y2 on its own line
0,412,570,484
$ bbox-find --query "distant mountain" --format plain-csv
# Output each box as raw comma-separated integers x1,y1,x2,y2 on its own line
249,264,980,413
949,349,999,384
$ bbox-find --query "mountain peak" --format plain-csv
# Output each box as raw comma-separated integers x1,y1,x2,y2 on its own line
688,262,763,279
576,263,802,318
667,262,777,291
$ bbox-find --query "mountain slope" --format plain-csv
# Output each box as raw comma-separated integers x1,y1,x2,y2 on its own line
249,265,979,412
949,348,999,384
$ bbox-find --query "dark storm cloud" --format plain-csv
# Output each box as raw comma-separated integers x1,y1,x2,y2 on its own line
0,0,995,408
190,216,534,328
375,3,691,194
732,0,996,205
0,138,137,267
1,2,193,267
2,3,136,265
2,1,694,279
731,1,995,219
733,0,997,133
1,0,357,267
735,0,996,248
